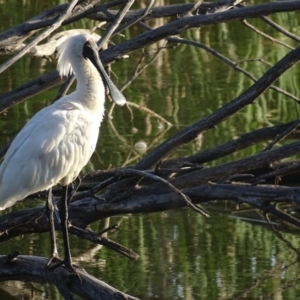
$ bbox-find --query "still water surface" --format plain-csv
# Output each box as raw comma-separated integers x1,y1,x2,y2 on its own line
1,1,300,299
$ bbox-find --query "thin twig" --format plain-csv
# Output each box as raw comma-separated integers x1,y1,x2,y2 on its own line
242,19,294,50
73,176,118,201
120,42,168,92
168,37,300,104
235,58,272,67
126,101,172,126
115,168,210,217
108,41,172,125
263,119,300,151
178,0,202,18
113,0,156,35
260,15,300,43
69,224,138,260
98,0,135,50
259,201,300,229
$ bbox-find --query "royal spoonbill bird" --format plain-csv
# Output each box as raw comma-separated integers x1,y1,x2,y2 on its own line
0,33,126,269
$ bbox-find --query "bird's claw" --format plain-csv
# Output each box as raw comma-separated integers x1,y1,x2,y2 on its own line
49,258,83,279
46,255,61,267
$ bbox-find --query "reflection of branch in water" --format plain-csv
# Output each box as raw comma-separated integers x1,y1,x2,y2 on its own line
228,241,300,300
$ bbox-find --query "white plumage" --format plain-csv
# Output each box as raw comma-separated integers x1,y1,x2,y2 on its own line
0,33,125,210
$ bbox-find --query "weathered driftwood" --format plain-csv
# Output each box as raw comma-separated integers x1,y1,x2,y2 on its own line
0,253,139,300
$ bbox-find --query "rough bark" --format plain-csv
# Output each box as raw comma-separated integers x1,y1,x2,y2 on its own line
0,254,139,300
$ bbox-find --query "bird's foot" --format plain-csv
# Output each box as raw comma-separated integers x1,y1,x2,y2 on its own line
6,250,21,263
49,257,83,278
46,253,60,267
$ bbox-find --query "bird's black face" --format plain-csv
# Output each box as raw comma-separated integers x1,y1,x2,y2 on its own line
82,41,97,63
82,40,126,106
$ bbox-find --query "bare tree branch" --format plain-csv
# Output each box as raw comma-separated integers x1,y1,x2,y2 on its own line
0,254,139,300
0,0,79,74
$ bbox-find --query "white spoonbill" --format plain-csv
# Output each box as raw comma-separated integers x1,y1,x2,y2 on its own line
0,33,126,269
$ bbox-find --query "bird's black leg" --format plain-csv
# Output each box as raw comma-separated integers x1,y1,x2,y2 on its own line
60,184,74,271
46,188,59,266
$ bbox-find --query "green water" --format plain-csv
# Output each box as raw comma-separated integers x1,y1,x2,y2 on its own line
1,1,300,299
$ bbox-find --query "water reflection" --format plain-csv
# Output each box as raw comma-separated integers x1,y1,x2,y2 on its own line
1,0,300,299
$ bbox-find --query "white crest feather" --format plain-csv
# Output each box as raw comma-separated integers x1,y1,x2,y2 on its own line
57,32,100,78
57,37,74,77
57,33,89,77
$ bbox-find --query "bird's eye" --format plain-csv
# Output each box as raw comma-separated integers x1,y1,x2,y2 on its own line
85,43,92,49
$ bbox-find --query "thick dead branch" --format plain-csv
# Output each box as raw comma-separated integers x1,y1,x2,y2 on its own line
0,0,79,74
180,121,300,165
0,0,235,54
250,160,300,186
88,0,239,22
0,1,117,52
2,182,300,241
115,168,210,217
170,141,300,189
0,254,139,300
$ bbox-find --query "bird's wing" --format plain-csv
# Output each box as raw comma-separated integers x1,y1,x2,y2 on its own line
0,101,99,208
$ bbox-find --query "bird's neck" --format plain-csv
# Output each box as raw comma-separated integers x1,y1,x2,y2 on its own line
72,58,105,116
